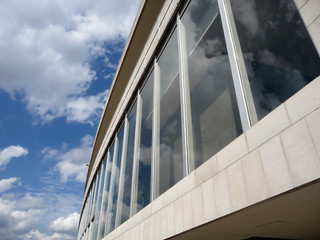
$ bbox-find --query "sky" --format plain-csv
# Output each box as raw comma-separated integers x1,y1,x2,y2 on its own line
0,0,140,239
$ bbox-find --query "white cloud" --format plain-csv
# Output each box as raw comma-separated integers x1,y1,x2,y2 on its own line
43,135,93,182
0,145,29,169
0,190,82,240
0,195,44,240
49,212,79,236
24,230,75,240
0,0,140,125
0,178,20,193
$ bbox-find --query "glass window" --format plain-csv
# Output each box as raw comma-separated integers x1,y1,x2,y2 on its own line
136,70,154,212
97,144,115,239
181,0,242,168
106,126,125,234
157,28,183,196
117,101,137,224
91,158,106,240
229,0,320,120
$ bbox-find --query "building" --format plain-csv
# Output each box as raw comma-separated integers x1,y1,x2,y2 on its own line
77,0,320,239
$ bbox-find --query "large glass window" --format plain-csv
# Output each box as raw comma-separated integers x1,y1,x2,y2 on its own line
97,144,114,239
91,158,106,240
181,0,242,168
229,0,320,120
157,28,183,196
136,70,154,212
106,126,125,234
117,102,137,224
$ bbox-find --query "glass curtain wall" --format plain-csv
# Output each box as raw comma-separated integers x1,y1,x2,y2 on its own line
78,0,320,238
117,102,137,225
136,70,154,212
106,126,125,234
228,0,320,121
180,0,242,168
157,28,183,196
91,158,106,240
97,144,114,239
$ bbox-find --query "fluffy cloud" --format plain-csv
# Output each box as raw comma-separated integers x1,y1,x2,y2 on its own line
0,194,44,240
0,177,20,193
0,190,82,240
0,145,29,169
49,212,79,236
43,135,93,182
0,0,140,125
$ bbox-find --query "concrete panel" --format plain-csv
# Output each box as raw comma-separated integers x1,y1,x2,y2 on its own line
182,192,193,231
167,203,175,237
151,194,163,214
195,155,218,186
213,170,230,217
246,104,291,151
174,197,184,235
300,0,320,26
191,186,204,227
226,161,248,211
162,184,178,207
306,107,320,157
308,16,320,55
242,149,269,204
154,210,161,240
177,171,195,197
285,76,320,123
148,214,155,240
260,136,294,196
217,134,248,171
160,206,168,239
294,0,309,9
201,177,217,223
281,119,320,187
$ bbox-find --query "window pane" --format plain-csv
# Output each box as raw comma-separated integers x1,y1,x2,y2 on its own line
181,0,242,168
229,0,320,120
158,28,183,195
118,102,137,224
91,158,106,240
98,144,115,239
106,126,125,234
136,70,154,212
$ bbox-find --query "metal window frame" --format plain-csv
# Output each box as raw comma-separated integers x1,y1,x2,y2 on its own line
177,14,195,176
151,59,160,200
218,0,256,130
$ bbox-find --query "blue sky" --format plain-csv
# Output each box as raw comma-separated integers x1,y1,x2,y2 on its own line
0,0,139,239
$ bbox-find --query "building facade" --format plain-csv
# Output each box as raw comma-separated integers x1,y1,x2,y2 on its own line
78,0,320,239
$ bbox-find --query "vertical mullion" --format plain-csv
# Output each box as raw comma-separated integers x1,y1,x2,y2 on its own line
177,14,195,175
152,59,160,200
130,93,142,216
218,0,255,130
115,118,129,227
105,138,119,234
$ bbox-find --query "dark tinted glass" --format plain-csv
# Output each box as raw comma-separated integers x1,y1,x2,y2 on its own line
230,0,320,119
